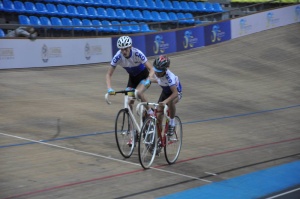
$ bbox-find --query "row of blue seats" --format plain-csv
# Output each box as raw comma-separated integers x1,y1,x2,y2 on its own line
18,15,156,34
17,9,198,24
0,0,223,14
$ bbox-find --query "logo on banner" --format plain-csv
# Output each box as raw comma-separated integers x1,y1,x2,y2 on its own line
41,44,62,63
295,6,300,21
211,25,225,43
266,12,280,28
183,30,198,49
84,42,102,60
153,35,169,54
239,18,252,35
0,48,14,60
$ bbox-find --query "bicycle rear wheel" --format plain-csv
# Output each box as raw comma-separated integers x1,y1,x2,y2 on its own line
115,109,135,158
164,116,183,164
138,117,157,169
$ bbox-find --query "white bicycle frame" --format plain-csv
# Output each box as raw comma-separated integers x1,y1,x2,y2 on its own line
105,90,144,133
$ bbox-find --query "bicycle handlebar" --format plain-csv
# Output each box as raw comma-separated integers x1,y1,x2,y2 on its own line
136,102,170,121
105,90,136,105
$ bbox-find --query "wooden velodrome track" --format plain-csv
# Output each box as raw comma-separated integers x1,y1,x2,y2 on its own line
1,23,300,199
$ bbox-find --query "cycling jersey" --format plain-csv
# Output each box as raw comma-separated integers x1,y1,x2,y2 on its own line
110,47,148,77
155,69,182,95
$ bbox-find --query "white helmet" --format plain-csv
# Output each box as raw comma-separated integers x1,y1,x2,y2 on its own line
117,36,132,49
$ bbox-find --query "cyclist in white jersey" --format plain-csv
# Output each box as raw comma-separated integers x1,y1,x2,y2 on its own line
106,36,154,114
149,55,182,136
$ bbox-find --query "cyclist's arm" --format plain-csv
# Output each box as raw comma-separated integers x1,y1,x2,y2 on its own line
106,66,116,89
144,61,154,79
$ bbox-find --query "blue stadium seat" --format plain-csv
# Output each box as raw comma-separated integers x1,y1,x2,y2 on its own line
180,1,190,12
116,9,126,20
77,6,89,17
35,3,48,15
102,0,112,7
168,12,178,21
111,0,122,7
24,2,37,14
133,10,144,21
0,1,4,11
106,8,118,20
151,11,162,22
111,21,121,33
14,1,26,13
177,12,188,24
213,3,223,12
46,4,59,16
18,15,30,25
204,2,215,12
67,5,80,17
92,20,104,32
3,0,15,12
120,21,132,33
73,0,84,5
146,0,156,10
101,20,114,32
97,8,107,19
0,29,5,37
163,0,175,12
129,0,140,9
138,0,148,9
57,4,69,16
120,0,131,8
124,9,136,21
159,12,170,21
82,19,96,31
61,17,73,30
196,2,207,13
51,17,63,29
129,21,140,33
93,0,102,6
83,0,94,6
172,1,183,12
142,10,153,22
184,13,195,24
155,0,164,11
87,7,98,18
40,16,52,26
29,15,41,26
139,22,155,32
187,2,198,12
72,18,85,31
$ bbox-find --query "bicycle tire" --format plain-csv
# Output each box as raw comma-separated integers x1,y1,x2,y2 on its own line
164,116,183,164
115,109,135,158
138,117,157,169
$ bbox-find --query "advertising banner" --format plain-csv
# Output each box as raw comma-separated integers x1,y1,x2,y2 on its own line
176,26,204,52
0,38,112,69
204,21,231,46
111,35,146,56
231,4,300,39
145,32,176,57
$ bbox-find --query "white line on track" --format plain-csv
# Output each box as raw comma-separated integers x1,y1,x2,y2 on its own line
0,132,211,183
265,187,300,199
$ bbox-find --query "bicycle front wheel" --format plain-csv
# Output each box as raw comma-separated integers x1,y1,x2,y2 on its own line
164,116,183,164
138,117,157,169
115,109,135,158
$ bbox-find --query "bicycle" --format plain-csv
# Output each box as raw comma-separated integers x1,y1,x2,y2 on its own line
105,90,146,158
136,102,183,169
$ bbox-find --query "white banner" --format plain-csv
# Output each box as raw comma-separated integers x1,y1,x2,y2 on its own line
0,37,112,69
231,4,300,39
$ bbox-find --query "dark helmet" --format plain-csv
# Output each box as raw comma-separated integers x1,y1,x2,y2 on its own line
153,55,170,72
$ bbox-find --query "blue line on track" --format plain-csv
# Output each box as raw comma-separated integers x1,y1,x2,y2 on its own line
1,104,299,149
158,160,300,199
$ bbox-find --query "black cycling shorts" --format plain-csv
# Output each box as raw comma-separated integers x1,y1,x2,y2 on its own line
127,68,149,88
